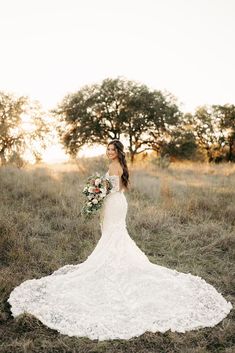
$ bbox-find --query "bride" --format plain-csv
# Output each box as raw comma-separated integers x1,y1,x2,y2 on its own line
8,139,232,340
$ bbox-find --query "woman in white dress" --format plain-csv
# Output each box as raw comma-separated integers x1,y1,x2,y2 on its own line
7,139,232,341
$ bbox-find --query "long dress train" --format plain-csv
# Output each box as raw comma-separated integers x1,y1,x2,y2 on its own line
7,171,232,340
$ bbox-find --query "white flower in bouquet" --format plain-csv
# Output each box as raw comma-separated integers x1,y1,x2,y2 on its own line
88,186,95,193
92,198,98,204
95,178,101,186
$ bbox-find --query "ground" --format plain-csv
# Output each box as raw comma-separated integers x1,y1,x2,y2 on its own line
0,158,234,353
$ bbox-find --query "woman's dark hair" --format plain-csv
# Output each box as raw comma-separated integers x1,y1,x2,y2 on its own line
108,139,129,189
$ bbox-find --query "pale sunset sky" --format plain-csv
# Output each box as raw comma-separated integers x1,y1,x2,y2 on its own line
0,0,234,162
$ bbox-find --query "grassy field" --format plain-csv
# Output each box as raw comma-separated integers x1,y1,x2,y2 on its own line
0,158,234,353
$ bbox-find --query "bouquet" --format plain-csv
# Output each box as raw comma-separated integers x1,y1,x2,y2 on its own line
81,172,112,216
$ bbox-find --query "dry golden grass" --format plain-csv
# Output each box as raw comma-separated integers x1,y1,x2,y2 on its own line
0,158,234,353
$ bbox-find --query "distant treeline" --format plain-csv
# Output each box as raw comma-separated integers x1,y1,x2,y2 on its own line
1,78,235,166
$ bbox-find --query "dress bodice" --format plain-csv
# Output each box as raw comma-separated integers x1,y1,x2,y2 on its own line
105,171,123,193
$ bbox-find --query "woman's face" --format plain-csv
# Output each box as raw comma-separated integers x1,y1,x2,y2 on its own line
106,144,118,160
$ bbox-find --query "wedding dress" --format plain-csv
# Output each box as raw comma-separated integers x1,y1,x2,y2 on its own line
7,171,232,340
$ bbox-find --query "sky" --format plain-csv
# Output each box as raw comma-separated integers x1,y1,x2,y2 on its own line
1,0,235,161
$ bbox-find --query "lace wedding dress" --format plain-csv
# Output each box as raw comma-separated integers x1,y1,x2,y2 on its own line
7,171,232,340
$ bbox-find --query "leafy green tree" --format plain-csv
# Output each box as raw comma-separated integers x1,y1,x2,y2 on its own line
161,130,198,160
95,79,179,163
120,87,181,162
55,78,182,162
192,105,235,162
95,78,132,140
54,79,140,157
140,91,181,155
192,106,222,161
54,84,105,157
212,104,235,161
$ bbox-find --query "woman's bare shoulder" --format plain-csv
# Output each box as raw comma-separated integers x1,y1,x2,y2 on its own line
109,163,123,176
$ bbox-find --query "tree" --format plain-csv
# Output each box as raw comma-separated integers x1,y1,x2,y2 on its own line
25,100,52,162
54,84,105,157
54,79,139,157
192,106,222,162
136,91,181,157
94,79,178,162
161,130,198,160
0,92,50,166
212,104,235,161
55,78,182,162
0,92,26,165
95,78,132,140
192,105,235,162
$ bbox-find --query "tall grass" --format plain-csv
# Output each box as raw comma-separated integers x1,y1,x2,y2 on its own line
0,159,234,353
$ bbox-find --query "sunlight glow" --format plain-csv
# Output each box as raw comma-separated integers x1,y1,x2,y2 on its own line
21,115,36,133
1,0,234,162
78,144,107,158
41,144,69,164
